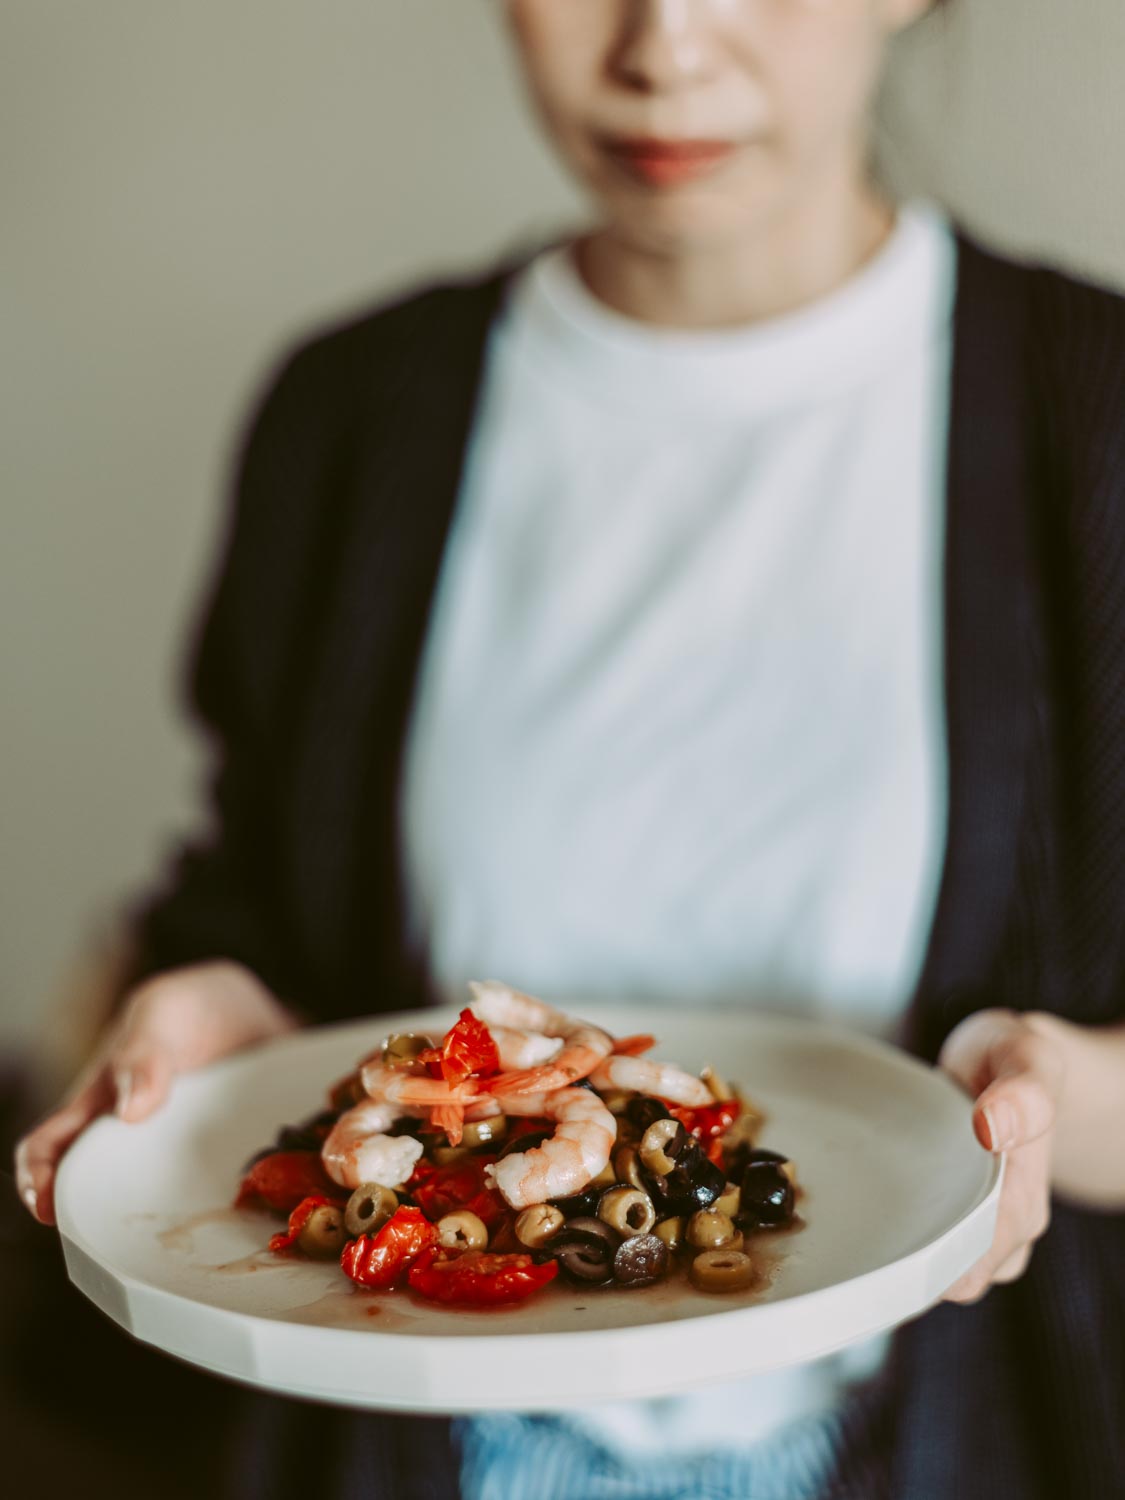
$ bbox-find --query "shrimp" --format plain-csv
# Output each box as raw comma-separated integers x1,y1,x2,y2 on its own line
359,1058,483,1110
588,1054,712,1107
358,1059,488,1149
485,1086,616,1210
321,1099,425,1189
490,1025,564,1071
468,979,614,1095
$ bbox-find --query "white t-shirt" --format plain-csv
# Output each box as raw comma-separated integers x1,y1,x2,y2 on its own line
400,201,957,1453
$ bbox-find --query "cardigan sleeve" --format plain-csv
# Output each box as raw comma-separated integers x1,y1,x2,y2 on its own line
120,339,342,1005
113,261,501,1013
1030,266,1125,1021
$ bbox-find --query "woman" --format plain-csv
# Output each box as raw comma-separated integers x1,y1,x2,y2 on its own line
16,2,1125,1497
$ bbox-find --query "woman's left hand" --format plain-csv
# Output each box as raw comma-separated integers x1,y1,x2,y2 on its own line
937,1008,1066,1303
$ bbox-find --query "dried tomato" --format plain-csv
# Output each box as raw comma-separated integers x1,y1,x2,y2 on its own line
407,1246,558,1306
704,1137,727,1170
268,1195,336,1254
485,1216,522,1254
340,1206,437,1290
418,1008,499,1086
669,1100,741,1142
410,1155,508,1230
235,1151,341,1214
407,1156,440,1192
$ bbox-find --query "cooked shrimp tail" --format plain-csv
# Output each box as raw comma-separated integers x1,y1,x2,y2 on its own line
612,1034,657,1057
432,1103,465,1145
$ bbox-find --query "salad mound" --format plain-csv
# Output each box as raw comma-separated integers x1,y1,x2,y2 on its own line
235,983,800,1307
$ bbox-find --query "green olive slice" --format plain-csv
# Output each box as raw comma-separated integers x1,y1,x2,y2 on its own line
590,1158,617,1189
460,1115,509,1150
599,1088,636,1116
654,1216,685,1253
714,1182,741,1220
436,1211,489,1252
612,1145,648,1192
296,1203,347,1259
344,1182,398,1238
640,1118,684,1177
690,1248,758,1293
687,1208,739,1250
598,1186,656,1238
515,1204,566,1248
382,1033,436,1070
700,1065,735,1103
431,1145,474,1167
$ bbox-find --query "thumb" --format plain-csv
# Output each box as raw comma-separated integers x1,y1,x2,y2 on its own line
15,1070,114,1225
940,1009,1061,1153
112,1048,175,1123
974,1069,1058,1154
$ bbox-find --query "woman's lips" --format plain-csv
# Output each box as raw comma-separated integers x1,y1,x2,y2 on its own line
602,136,739,188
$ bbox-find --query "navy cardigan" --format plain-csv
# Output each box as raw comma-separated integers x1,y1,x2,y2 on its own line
127,231,1125,1500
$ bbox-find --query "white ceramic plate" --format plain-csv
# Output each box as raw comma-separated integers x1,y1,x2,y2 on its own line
56,1006,1002,1413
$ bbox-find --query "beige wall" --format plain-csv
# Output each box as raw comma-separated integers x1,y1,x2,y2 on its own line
4,1,1124,1053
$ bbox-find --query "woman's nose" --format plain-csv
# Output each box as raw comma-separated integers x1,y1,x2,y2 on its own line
610,0,721,95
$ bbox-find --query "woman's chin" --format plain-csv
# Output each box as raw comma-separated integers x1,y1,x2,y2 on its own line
598,192,782,258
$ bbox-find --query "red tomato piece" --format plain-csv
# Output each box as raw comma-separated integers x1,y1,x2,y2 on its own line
669,1100,741,1142
407,1156,439,1192
268,1194,336,1254
484,1216,521,1254
418,1008,500,1086
410,1155,508,1230
235,1151,340,1214
704,1137,727,1170
407,1246,558,1306
340,1206,437,1290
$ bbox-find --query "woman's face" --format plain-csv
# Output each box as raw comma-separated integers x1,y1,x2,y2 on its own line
503,0,934,253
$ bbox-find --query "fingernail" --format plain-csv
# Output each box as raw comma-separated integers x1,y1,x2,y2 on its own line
114,1069,135,1118
22,1184,38,1216
982,1102,1016,1152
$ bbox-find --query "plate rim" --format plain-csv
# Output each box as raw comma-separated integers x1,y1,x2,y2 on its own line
55,1007,1004,1406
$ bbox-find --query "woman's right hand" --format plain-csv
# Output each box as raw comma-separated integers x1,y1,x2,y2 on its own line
14,959,299,1226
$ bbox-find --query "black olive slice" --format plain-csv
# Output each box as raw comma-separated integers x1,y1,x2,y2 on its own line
725,1143,790,1181
555,1239,615,1285
654,1153,726,1216
556,1215,621,1250
739,1162,795,1227
550,1186,602,1219
625,1096,673,1132
550,1216,620,1285
676,1176,726,1215
613,1233,669,1287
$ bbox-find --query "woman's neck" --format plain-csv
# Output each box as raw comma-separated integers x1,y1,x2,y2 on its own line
572,179,896,332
